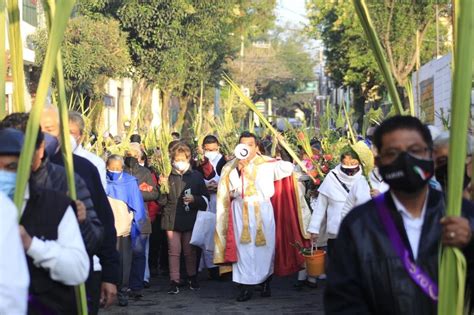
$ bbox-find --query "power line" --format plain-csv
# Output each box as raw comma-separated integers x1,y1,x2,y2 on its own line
278,4,307,19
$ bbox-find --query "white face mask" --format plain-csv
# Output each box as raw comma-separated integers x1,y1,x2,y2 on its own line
173,161,190,172
204,151,219,161
69,134,78,152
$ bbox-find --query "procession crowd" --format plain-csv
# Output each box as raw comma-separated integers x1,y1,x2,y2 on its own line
2,108,474,315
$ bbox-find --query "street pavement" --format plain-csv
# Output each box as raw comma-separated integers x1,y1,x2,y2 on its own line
101,272,324,315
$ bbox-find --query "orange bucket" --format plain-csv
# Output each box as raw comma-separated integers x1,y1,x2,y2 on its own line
304,250,326,277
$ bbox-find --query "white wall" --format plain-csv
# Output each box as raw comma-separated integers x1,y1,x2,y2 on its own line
104,78,161,136
412,54,452,128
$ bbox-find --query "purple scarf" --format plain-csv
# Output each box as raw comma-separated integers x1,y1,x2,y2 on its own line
374,193,438,302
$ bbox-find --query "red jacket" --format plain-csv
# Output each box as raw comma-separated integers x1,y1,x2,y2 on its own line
147,171,161,222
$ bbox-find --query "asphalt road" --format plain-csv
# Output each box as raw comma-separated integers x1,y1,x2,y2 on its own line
100,272,324,315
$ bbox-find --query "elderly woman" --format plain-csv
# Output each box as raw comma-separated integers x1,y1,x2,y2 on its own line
106,154,147,307
307,147,363,258
433,131,473,199
123,143,158,298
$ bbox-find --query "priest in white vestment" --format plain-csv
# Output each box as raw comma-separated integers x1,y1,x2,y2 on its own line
215,132,294,302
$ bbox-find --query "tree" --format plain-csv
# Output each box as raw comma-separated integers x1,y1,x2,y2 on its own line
115,1,239,128
306,0,450,112
76,0,278,130
31,15,130,100
367,1,449,86
226,28,316,107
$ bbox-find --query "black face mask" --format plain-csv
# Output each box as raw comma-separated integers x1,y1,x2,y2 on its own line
340,166,360,176
435,160,470,191
379,152,434,194
124,156,138,169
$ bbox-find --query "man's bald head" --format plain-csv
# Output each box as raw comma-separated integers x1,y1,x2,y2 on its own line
41,106,60,138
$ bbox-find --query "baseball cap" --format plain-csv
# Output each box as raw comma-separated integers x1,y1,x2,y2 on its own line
0,128,24,155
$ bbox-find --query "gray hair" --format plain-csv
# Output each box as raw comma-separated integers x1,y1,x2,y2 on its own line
433,131,474,155
128,142,143,159
107,154,124,166
68,111,85,135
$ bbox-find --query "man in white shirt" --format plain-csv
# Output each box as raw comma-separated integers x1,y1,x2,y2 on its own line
0,192,29,315
69,111,107,189
325,115,474,315
0,128,89,314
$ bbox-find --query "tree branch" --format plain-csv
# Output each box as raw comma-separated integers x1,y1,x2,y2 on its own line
399,20,432,83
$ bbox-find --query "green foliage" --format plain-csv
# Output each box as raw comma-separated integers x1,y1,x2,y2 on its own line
116,1,237,94
306,0,450,111
228,29,316,102
31,15,130,99
438,1,473,313
70,0,278,128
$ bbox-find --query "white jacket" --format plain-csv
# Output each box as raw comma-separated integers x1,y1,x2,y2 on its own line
0,193,29,315
341,168,390,218
307,164,362,238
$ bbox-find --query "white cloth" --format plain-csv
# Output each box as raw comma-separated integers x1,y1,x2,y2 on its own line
191,210,217,250
229,157,294,284
341,168,390,218
204,154,223,213
293,169,313,241
391,192,428,260
310,197,328,247
22,187,90,286
92,255,102,272
201,154,223,268
74,144,107,190
0,193,29,315
307,164,362,238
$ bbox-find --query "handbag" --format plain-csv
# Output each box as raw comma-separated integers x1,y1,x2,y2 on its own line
190,210,216,251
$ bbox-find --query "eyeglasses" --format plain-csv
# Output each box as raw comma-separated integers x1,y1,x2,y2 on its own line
379,146,430,163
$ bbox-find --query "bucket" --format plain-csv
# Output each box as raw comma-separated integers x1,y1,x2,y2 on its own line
304,250,326,277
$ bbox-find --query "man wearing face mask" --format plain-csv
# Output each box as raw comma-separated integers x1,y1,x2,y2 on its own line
214,132,300,302
123,143,158,298
69,111,107,190
0,128,90,314
433,131,473,199
1,113,104,256
325,115,474,315
41,106,119,312
308,147,363,258
197,135,227,278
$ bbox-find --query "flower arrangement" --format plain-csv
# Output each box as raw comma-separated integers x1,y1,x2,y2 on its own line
302,153,337,188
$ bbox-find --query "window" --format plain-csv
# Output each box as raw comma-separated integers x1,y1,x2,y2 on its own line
22,0,38,27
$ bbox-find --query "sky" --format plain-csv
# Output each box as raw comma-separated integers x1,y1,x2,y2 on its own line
276,0,309,28
275,0,323,56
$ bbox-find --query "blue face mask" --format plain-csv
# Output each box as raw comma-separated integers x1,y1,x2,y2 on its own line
0,170,17,200
107,170,122,181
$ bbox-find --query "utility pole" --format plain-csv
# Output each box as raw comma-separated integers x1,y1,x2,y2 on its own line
435,4,440,58
240,34,244,75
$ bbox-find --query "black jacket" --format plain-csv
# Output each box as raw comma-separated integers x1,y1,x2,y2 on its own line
159,168,209,231
22,186,78,314
325,188,474,315
124,163,159,202
51,152,119,284
31,158,104,255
